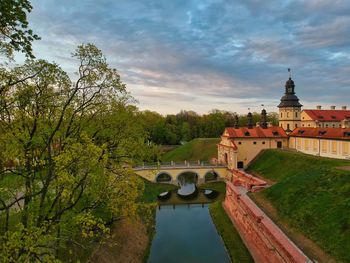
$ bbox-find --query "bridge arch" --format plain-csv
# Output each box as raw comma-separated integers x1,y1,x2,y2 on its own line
156,172,172,183
204,170,218,182
176,171,199,183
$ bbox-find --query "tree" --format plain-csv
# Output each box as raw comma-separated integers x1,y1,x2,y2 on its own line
0,0,40,58
0,44,146,261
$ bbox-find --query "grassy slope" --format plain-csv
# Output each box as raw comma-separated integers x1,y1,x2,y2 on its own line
137,178,178,262
201,182,254,263
161,138,219,162
247,149,350,262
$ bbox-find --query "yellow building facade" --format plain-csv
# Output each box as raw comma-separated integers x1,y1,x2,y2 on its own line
218,124,288,169
289,128,350,159
300,108,350,128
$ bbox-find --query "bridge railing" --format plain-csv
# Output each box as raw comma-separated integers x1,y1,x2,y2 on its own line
133,160,226,170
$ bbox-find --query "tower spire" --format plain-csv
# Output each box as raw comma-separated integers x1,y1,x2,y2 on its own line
288,68,291,79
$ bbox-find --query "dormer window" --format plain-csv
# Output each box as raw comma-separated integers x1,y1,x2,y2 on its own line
298,130,305,134
244,131,250,136
272,131,279,136
318,116,324,119
343,132,350,137
319,131,327,136
331,115,336,119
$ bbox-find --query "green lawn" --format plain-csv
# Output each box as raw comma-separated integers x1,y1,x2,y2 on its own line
138,177,178,203
161,138,219,162
201,182,253,263
247,149,350,262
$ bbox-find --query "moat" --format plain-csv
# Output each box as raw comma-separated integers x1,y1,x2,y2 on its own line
148,172,230,263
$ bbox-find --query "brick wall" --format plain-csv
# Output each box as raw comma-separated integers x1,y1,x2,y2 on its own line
223,181,311,263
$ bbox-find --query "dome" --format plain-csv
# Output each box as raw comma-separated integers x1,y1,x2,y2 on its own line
278,77,302,108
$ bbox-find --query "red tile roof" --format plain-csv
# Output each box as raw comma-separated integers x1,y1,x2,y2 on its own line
303,109,350,122
223,126,287,138
290,127,350,141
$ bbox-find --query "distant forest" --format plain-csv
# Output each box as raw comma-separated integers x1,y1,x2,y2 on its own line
141,110,279,145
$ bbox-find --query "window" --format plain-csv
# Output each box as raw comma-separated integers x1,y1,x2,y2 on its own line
238,142,242,145
253,141,257,144
332,141,337,154
343,142,349,155
308,124,310,127
262,141,265,145
326,124,329,127
313,140,318,152
332,124,335,128
287,124,290,130
280,112,283,118
295,124,298,128
287,112,289,118
304,139,309,150
321,140,327,153
295,112,298,118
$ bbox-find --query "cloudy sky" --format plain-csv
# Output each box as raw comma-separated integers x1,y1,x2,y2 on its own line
24,0,350,114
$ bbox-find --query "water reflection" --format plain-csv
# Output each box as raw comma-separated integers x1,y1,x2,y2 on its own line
157,172,220,205
148,205,230,263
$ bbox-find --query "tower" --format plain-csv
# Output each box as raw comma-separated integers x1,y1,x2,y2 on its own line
277,69,302,132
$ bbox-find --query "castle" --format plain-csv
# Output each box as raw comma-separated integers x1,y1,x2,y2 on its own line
218,74,350,169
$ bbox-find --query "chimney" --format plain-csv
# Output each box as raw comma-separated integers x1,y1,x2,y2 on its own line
316,105,322,110
247,112,253,129
267,122,273,128
342,106,347,110
234,115,239,129
330,106,336,110
260,109,268,129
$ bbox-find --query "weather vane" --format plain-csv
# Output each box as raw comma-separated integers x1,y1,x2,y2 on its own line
288,68,291,78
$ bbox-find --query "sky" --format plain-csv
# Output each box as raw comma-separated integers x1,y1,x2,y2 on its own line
23,0,350,114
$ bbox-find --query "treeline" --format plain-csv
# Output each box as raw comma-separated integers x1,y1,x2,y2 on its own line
140,110,279,145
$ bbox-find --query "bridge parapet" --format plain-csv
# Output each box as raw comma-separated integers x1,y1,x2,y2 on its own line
133,161,228,184
133,161,226,171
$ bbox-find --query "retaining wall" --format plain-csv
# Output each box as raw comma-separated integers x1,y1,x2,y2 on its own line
224,174,311,263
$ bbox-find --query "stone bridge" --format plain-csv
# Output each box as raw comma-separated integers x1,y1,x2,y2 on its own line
133,161,228,184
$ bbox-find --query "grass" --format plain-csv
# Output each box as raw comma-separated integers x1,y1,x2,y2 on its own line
138,177,178,203
200,182,254,263
247,149,350,262
161,138,220,162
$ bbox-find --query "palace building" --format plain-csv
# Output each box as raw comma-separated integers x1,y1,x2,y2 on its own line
300,107,350,128
218,72,350,169
218,111,288,169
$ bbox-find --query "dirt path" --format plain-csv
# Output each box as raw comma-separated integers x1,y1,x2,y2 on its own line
337,166,350,171
249,193,336,263
89,218,149,263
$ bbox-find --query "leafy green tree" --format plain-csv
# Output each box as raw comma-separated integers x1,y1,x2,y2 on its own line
0,44,146,261
0,0,40,58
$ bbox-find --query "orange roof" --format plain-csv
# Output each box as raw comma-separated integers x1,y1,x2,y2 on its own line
303,109,350,122
223,126,287,138
290,127,350,141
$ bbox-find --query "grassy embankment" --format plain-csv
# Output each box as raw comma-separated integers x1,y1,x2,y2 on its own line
90,177,177,263
161,138,220,162
200,182,254,263
163,138,253,262
247,149,350,262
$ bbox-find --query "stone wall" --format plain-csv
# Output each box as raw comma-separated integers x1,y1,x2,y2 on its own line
224,174,311,263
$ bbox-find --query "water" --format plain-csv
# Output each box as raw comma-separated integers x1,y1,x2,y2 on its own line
147,204,231,263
